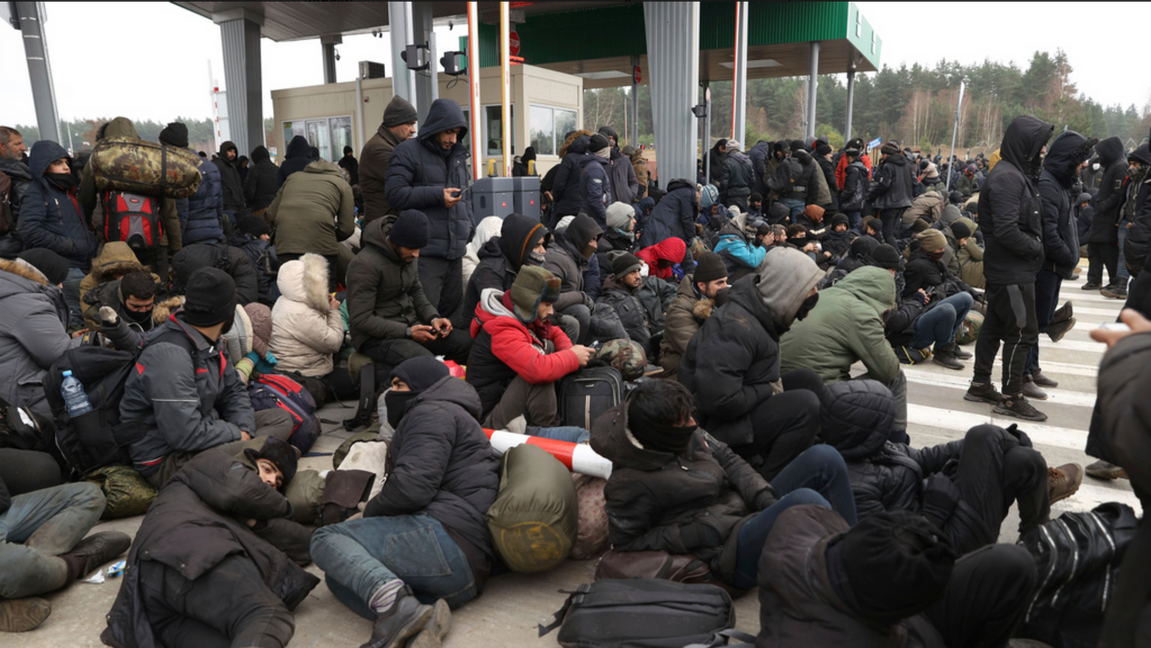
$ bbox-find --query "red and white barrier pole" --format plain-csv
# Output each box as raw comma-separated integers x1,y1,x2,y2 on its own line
484,429,612,480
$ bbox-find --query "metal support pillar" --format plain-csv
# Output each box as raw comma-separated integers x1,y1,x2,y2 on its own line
731,1,748,144
805,41,820,141
643,2,699,187
321,34,341,84
499,2,512,176
845,67,856,142
411,2,436,123
216,9,264,155
388,2,417,114
630,54,640,147
15,2,60,145
466,2,483,180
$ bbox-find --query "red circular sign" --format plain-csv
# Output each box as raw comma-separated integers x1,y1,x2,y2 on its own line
509,30,521,57
634,65,642,84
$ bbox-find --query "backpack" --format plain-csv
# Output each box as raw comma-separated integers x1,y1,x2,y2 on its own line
1017,502,1139,648
247,373,321,453
538,579,745,648
102,190,163,251
559,366,624,430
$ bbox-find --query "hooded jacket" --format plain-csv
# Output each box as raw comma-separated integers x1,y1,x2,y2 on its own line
868,153,914,211
592,404,774,584
180,155,226,245
244,146,279,211
101,448,317,648
714,212,766,280
551,135,591,218
1124,164,1151,277
171,243,260,306
902,247,968,299
835,149,872,190
780,267,899,385
580,154,613,229
636,237,687,281
658,276,714,380
467,288,577,417
212,141,245,211
0,258,70,417
275,136,312,191
607,147,640,206
1088,136,1127,244
81,278,182,351
1038,131,1090,279
346,218,439,348
267,159,355,256
841,159,870,212
0,157,30,257
18,140,96,269
979,115,1053,284
385,99,475,261
79,242,148,302
639,179,698,248
463,215,548,322
364,376,500,570
630,150,649,201
270,254,344,377
748,141,770,196
360,123,410,223
720,150,756,202
542,228,593,312
679,256,826,446
902,191,945,227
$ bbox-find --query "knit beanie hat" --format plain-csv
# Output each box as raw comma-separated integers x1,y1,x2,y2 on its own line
830,213,849,229
606,202,635,230
17,248,70,285
949,221,972,241
881,142,900,156
754,247,826,329
611,252,643,279
845,148,860,158
509,265,562,323
237,213,270,238
243,302,273,357
588,134,611,157
692,251,727,284
749,192,763,203
918,229,946,253
949,190,964,204
872,244,901,270
911,219,931,233
700,184,719,209
183,268,238,327
816,143,833,156
956,216,977,235
243,437,298,489
825,510,955,624
804,204,825,221
382,95,418,127
789,139,806,153
159,122,189,148
725,139,742,152
390,356,450,393
389,209,430,248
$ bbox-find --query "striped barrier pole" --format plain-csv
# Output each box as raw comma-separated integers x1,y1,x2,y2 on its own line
483,428,612,480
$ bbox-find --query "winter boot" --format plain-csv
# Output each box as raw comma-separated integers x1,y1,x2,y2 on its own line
60,531,131,582
964,381,1004,404
362,586,433,648
1048,463,1083,504
993,393,1048,422
1085,459,1128,480
1031,370,1058,388
1046,317,1076,343
1101,283,1128,299
951,343,973,360
1021,375,1048,401
408,599,452,648
0,598,51,632
1080,282,1102,291
932,345,965,370
1051,301,1074,323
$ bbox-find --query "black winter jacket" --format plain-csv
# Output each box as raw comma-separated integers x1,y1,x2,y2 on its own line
638,179,697,248
868,154,914,211
979,115,1053,285
551,136,591,218
244,146,279,211
579,154,612,229
0,157,30,257
212,148,245,212
1088,137,1127,244
276,136,312,191
179,157,226,246
607,147,639,206
720,151,755,202
1038,131,1091,279
591,402,775,584
840,160,869,212
346,218,439,349
1124,162,1151,277
902,248,967,299
385,99,475,261
595,276,653,352
171,243,259,305
816,155,838,201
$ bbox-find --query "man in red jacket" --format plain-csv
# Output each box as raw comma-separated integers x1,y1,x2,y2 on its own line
467,266,594,428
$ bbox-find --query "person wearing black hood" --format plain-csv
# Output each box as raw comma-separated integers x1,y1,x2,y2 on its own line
543,214,602,344
868,142,915,248
1084,136,1127,292
1123,144,1151,283
1108,145,1151,300
718,139,755,212
965,115,1054,422
580,134,614,230
244,145,280,213
511,146,536,177
386,98,475,324
310,357,499,648
462,213,549,323
338,145,360,186
160,123,226,248
839,148,869,233
212,141,246,215
548,130,593,224
276,135,314,191
707,138,729,187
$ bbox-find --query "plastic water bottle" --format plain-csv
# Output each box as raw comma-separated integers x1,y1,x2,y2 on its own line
61,370,93,417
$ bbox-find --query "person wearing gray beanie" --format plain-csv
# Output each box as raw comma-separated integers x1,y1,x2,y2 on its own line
360,95,419,225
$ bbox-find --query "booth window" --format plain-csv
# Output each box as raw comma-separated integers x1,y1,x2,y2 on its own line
281,115,352,162
530,105,577,156
484,105,515,156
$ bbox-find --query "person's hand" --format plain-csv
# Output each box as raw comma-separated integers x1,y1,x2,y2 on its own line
328,294,340,310
544,191,553,202
240,430,253,441
71,328,89,339
443,188,462,208
571,345,594,367
917,288,930,304
99,305,119,326
1091,309,1151,348
431,318,453,336
411,324,437,343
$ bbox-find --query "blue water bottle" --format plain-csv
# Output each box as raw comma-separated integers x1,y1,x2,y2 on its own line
61,370,93,417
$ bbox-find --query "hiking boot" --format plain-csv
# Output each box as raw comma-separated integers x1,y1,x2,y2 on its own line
1085,459,1128,480
362,589,433,648
1051,301,1074,323
1080,282,1102,291
0,598,51,632
952,344,973,360
993,394,1048,421
1048,463,1083,504
1046,317,1076,343
407,599,451,648
1101,284,1128,299
1021,376,1048,401
1032,370,1059,388
964,382,1004,404
932,346,965,370
61,531,131,581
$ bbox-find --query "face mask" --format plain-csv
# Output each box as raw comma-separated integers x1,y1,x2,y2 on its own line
46,172,77,191
384,389,419,430
219,314,235,336
795,293,820,321
614,227,635,242
124,307,153,324
639,264,650,278
926,249,945,261
528,250,547,266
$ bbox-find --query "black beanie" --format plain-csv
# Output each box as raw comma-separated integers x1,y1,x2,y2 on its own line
872,244,901,270
611,252,642,278
237,213,270,238
816,143,833,156
693,251,727,284
950,221,972,240
183,268,237,327
390,356,450,393
244,437,298,489
830,213,849,228
768,201,791,224
749,192,763,203
826,510,955,624
159,122,189,148
949,190,964,204
588,134,611,155
389,210,430,249
18,248,70,285
383,95,419,127
789,139,806,153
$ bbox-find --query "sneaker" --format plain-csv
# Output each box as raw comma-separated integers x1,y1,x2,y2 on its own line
1085,459,1128,480
993,394,1048,421
61,531,131,581
362,589,433,648
964,382,1004,404
1101,284,1128,299
1031,370,1059,388
1046,317,1076,343
0,598,51,632
408,599,452,648
932,347,965,370
952,345,973,360
1080,282,1102,291
1051,301,1074,323
1048,463,1083,504
1021,376,1048,401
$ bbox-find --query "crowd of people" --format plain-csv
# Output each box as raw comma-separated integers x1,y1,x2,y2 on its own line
0,98,1148,647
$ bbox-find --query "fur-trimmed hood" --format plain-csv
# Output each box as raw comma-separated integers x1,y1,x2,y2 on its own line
89,242,146,282
692,297,716,321
0,257,49,287
82,279,184,326
276,253,331,313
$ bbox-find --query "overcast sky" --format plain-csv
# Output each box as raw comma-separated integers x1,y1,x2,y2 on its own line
3,2,1150,130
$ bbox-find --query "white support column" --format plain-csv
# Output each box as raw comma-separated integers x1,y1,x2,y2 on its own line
216,8,265,155
466,2,483,180
731,1,748,145
411,2,437,123
15,2,61,145
845,66,856,142
499,2,512,177
388,2,417,114
643,2,700,187
805,41,820,141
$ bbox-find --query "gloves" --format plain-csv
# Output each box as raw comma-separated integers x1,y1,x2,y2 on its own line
921,473,961,529
98,306,119,327
679,520,724,550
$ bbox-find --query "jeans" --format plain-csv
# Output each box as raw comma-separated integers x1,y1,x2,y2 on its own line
779,198,805,223
531,426,591,443
63,266,86,330
845,210,862,234
732,444,858,589
0,482,104,599
912,292,974,349
973,283,1038,396
1025,270,1062,376
310,513,478,620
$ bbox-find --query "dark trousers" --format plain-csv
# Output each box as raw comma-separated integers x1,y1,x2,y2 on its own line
880,207,906,248
923,544,1038,648
418,256,464,324
1088,241,1119,286
484,375,561,429
144,409,295,489
734,368,823,481
359,331,472,373
1025,270,1062,376
138,555,296,648
973,282,1037,396
0,448,62,496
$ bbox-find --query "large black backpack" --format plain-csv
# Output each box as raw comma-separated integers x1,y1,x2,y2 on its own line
559,366,624,430
1017,502,1139,648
